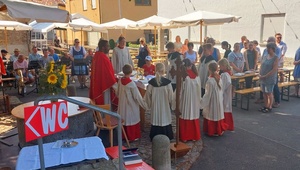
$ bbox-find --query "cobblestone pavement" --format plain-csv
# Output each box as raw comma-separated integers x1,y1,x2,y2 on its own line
129,112,203,170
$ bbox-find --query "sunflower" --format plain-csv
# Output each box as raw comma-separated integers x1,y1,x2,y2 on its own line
61,65,66,74
61,79,68,88
48,61,55,73
47,74,58,84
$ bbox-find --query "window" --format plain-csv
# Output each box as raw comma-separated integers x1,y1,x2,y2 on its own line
91,0,96,9
82,0,87,11
135,0,151,6
260,13,285,43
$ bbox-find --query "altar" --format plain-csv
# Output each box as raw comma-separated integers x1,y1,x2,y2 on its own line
11,97,94,148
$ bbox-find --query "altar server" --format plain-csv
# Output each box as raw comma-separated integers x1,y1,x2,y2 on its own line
219,58,234,131
179,59,202,142
144,63,174,141
200,62,228,136
116,64,148,141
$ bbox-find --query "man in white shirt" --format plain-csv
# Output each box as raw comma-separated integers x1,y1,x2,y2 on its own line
10,48,20,62
275,33,287,68
111,36,133,74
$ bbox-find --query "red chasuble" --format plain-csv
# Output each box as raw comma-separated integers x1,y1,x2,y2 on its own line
89,51,116,105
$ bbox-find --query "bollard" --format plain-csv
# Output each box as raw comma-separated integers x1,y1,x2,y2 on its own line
152,135,171,170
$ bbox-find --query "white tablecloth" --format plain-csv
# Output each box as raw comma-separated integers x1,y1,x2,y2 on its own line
16,136,108,170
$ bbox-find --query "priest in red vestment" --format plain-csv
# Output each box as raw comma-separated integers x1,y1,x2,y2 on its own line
90,39,116,105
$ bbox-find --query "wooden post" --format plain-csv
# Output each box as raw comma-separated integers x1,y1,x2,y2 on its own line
5,27,8,50
200,20,203,45
169,54,190,162
154,26,157,56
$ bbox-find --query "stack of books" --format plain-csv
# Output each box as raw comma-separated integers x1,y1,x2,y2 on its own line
122,148,143,166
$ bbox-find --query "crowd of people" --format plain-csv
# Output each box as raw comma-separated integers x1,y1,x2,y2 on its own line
1,32,300,143
0,39,95,93
89,33,300,143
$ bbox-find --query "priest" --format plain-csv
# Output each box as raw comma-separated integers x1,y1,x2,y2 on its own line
90,39,117,105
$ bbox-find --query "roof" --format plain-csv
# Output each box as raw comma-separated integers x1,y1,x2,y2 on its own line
25,0,65,7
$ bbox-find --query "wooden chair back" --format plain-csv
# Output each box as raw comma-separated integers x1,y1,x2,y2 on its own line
91,101,114,129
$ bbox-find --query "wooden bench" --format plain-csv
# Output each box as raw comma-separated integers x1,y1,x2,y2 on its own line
235,87,261,110
278,81,299,101
238,76,260,88
235,81,299,110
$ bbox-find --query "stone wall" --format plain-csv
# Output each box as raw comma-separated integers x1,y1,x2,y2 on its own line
0,30,30,55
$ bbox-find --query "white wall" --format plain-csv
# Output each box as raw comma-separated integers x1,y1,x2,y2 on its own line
158,0,300,58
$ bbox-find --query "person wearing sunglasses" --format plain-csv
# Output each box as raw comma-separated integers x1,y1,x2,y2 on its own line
69,38,88,89
275,33,287,68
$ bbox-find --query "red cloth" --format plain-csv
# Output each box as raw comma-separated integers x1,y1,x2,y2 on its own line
121,77,132,85
179,118,201,141
89,51,116,105
123,122,141,141
224,112,234,131
0,57,6,76
203,118,228,136
186,69,196,79
142,64,155,76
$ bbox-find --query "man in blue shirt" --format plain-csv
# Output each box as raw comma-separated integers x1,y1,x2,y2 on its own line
48,47,60,62
28,46,42,63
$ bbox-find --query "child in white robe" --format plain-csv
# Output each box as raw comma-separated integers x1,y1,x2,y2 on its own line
200,62,228,136
219,58,234,131
179,59,202,142
116,64,147,141
144,63,174,141
198,43,216,96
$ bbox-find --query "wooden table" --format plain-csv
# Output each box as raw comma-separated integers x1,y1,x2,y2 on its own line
231,72,259,106
11,97,94,148
278,68,294,81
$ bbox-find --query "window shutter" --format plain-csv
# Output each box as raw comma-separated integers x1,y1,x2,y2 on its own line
83,0,87,10
92,0,96,9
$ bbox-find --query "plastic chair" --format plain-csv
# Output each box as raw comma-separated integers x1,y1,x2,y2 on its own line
92,102,130,147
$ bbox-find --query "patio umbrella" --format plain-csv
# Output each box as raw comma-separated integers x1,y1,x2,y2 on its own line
169,10,241,44
0,20,32,50
30,22,69,33
69,18,107,45
99,18,137,36
0,0,70,23
100,18,137,29
128,15,172,54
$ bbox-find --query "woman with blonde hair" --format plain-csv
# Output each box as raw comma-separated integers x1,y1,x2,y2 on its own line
218,58,234,131
200,62,228,136
144,63,174,141
181,39,189,54
137,37,151,68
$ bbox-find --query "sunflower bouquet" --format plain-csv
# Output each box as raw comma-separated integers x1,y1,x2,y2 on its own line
38,61,68,95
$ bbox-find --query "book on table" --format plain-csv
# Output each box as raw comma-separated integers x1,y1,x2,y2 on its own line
123,155,143,165
123,148,142,165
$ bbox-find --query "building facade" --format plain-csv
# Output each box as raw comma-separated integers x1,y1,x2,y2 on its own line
100,0,157,43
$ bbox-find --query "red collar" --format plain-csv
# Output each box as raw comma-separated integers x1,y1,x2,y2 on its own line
121,77,132,85
186,69,196,79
